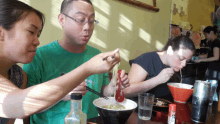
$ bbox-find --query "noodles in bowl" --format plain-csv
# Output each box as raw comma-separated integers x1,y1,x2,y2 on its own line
94,97,136,111
93,97,137,124
102,104,126,110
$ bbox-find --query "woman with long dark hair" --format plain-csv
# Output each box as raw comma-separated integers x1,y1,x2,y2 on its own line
195,26,220,63
124,36,195,101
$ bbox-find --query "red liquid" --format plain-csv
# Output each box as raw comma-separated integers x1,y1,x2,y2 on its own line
115,70,125,102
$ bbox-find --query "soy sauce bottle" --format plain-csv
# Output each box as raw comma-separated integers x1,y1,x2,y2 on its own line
64,93,87,124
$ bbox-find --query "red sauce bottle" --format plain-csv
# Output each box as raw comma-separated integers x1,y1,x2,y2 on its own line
115,70,125,102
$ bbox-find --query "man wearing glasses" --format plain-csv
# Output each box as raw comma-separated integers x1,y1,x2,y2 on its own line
23,0,129,124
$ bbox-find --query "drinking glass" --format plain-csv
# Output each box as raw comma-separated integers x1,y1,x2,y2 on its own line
207,80,218,105
138,93,154,120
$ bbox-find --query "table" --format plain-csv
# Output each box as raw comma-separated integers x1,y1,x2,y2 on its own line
87,101,219,124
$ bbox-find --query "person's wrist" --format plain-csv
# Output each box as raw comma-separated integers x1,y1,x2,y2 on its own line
82,62,93,76
107,82,115,96
154,76,163,84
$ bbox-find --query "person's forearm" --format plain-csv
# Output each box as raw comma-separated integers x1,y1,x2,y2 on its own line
1,64,91,119
124,76,161,97
199,54,207,59
200,57,219,62
102,85,114,97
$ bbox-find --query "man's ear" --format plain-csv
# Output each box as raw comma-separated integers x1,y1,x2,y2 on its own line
0,26,5,41
58,13,65,28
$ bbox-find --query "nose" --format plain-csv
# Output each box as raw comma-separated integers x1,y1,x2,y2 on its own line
33,37,40,46
82,21,92,31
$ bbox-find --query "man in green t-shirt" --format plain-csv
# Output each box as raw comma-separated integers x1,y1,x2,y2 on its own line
23,0,129,124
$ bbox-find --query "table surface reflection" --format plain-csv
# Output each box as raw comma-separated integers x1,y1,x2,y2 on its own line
87,101,220,124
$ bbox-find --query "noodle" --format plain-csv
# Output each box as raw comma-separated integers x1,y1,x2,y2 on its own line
111,63,120,97
102,104,126,110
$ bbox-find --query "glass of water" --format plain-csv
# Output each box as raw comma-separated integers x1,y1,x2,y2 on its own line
138,93,155,120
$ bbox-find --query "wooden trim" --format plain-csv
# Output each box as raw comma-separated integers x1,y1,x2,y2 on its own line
115,0,159,12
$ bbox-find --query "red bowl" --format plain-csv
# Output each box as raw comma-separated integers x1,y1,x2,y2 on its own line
167,83,193,103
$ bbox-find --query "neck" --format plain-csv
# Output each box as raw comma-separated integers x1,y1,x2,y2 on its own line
0,57,15,78
71,99,82,112
0,45,15,78
58,38,86,53
157,51,168,66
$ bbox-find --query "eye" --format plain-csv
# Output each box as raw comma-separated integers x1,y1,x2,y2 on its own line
29,31,34,34
178,56,184,61
89,20,95,24
76,18,85,23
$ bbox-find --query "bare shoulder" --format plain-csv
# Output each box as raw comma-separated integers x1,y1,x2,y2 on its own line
21,70,27,89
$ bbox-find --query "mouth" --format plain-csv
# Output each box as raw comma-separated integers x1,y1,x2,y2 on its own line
82,36,90,41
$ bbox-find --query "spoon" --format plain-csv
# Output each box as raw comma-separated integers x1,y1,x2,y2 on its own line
115,70,125,102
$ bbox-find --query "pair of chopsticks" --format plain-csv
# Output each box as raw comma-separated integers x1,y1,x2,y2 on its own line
86,86,109,100
60,72,109,100
102,56,114,61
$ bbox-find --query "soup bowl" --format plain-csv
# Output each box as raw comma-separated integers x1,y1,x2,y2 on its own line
93,97,137,124
167,83,193,103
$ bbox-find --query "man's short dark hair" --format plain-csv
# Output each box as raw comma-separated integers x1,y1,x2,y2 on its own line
60,0,93,14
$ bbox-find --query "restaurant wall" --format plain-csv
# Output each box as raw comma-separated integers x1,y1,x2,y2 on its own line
18,0,172,73
172,0,215,32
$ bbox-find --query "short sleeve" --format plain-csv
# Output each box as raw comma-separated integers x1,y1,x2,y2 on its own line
212,39,220,49
129,52,153,73
23,51,43,87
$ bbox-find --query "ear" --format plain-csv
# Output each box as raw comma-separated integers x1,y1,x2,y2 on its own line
58,13,65,28
167,46,174,55
0,25,5,41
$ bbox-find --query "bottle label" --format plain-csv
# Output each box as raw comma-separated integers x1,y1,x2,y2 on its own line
168,112,175,124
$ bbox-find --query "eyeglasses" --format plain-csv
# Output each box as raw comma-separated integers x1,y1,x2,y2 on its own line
61,13,99,26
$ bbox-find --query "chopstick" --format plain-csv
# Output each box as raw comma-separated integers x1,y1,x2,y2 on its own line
60,72,109,100
102,56,114,61
86,86,109,100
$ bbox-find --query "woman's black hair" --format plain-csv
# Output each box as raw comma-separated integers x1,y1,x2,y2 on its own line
0,0,45,31
163,35,195,52
203,26,218,34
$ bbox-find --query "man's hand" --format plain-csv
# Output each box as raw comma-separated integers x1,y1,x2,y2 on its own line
61,81,87,101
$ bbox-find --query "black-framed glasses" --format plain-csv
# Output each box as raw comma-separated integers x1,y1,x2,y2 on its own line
61,13,99,26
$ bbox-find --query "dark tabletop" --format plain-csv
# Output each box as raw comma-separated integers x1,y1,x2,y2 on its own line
87,101,219,124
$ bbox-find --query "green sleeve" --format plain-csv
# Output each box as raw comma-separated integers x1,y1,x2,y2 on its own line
23,52,43,87
103,73,110,85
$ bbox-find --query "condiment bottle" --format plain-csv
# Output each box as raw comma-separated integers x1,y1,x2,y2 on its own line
64,93,87,124
115,70,125,102
168,104,176,124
